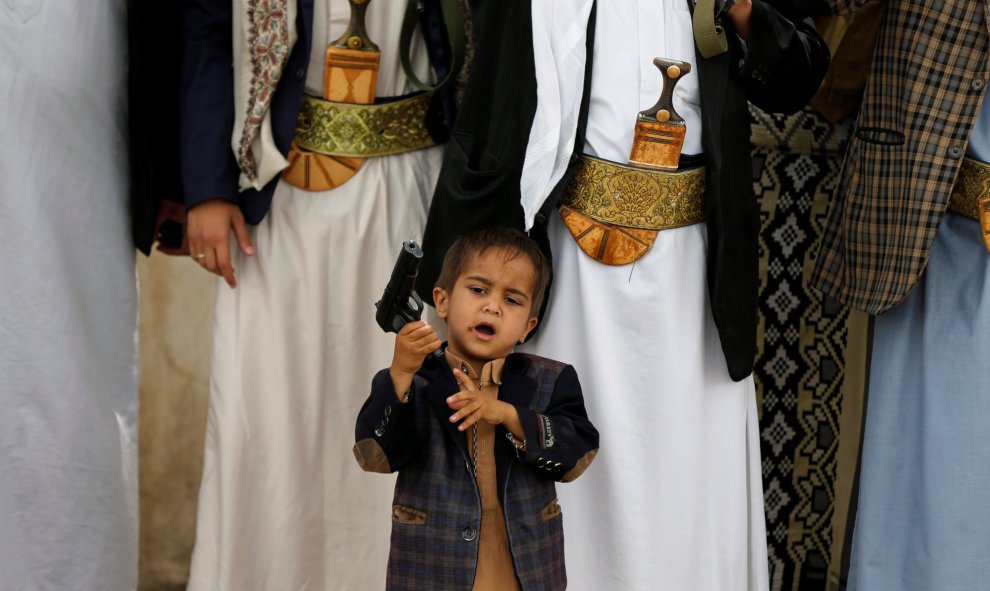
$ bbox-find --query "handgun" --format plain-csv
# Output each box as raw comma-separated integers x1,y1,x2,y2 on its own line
375,241,444,361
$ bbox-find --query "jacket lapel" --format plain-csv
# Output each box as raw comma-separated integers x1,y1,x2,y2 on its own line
420,362,474,464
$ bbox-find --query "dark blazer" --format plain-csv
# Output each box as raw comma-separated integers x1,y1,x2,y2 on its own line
179,0,314,224
416,1,829,381
127,0,183,253
178,0,456,224
354,353,599,591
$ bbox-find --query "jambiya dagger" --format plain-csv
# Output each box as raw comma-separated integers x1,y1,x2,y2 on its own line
629,57,692,170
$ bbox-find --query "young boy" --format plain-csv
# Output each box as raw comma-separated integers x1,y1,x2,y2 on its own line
354,229,599,591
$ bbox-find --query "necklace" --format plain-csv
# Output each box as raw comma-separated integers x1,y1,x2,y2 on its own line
469,376,501,479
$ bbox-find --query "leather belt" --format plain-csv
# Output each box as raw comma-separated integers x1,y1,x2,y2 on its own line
948,157,990,252
292,91,438,158
559,154,706,265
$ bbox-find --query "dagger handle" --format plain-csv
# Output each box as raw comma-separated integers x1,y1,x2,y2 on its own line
638,58,692,125
628,58,693,170
334,0,379,52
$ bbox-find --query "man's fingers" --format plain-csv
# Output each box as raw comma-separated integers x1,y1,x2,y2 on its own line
214,242,237,288
231,210,256,256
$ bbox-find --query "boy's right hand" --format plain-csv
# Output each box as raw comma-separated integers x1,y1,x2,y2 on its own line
389,321,441,400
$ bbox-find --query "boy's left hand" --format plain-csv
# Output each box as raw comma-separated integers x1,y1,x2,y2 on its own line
447,368,517,432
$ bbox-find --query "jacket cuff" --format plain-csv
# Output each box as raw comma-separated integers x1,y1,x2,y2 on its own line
360,370,417,440
737,0,785,86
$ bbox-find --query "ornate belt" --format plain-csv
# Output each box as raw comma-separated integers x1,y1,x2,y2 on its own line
559,154,706,265
948,157,990,252
293,91,438,158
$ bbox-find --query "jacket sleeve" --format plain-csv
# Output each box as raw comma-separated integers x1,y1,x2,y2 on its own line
512,365,599,483
179,0,241,210
737,0,831,114
353,370,423,474
790,0,866,16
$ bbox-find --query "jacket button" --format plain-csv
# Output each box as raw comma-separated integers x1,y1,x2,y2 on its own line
295,68,306,80
948,145,963,158
973,78,986,91
534,212,547,225
461,527,477,542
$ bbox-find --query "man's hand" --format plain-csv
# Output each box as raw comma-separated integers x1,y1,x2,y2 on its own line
727,0,752,39
447,368,523,437
187,199,256,288
389,321,441,399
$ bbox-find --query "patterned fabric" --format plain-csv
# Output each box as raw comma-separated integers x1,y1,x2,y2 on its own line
811,0,990,313
354,353,598,591
750,105,871,591
293,91,438,157
231,0,297,190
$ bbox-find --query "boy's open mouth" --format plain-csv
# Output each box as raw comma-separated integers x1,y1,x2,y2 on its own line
473,323,496,337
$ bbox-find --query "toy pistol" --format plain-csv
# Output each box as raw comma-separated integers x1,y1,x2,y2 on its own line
375,241,444,361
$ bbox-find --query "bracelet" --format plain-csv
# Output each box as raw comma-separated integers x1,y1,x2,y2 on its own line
505,432,527,452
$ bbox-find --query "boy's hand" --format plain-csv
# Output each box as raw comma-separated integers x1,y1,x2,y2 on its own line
447,369,523,437
389,321,441,399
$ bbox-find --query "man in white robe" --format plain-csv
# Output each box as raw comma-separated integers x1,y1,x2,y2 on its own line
0,1,139,589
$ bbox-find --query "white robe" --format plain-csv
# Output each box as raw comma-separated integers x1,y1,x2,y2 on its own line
520,3,769,589
0,1,138,590
186,2,442,589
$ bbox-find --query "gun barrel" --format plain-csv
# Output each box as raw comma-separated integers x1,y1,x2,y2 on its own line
375,241,425,332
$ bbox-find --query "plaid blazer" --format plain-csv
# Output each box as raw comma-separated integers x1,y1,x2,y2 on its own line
810,0,990,313
354,353,599,591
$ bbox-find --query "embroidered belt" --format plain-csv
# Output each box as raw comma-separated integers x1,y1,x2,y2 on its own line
559,154,706,265
948,157,990,253
293,91,438,158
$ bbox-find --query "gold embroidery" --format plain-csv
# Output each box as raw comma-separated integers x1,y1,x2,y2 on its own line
560,155,705,231
949,158,990,254
293,92,438,158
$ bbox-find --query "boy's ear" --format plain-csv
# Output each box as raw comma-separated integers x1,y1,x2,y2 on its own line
433,287,449,319
518,316,539,344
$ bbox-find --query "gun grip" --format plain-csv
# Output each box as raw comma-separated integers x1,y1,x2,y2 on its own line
390,290,425,333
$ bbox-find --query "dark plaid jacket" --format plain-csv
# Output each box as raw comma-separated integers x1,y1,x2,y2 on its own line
354,353,599,591
810,0,989,313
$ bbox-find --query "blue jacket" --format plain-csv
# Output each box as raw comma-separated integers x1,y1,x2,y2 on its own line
179,0,455,224
354,353,599,590
179,0,314,224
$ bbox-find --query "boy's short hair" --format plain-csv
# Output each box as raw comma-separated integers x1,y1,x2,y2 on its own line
435,228,551,315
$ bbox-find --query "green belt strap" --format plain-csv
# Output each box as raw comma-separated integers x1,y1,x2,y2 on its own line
693,0,729,59
399,0,467,92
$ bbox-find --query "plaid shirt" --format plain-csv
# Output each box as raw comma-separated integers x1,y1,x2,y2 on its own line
354,353,599,591
811,0,990,313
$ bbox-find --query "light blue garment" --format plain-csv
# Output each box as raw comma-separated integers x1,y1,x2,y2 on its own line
849,211,990,591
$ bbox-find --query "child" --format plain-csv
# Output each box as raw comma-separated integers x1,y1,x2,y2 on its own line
354,228,599,591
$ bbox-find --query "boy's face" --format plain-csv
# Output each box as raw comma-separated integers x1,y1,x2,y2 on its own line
433,248,539,372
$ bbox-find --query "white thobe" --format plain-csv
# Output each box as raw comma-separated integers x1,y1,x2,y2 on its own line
185,2,442,589
0,1,138,590
520,3,770,589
